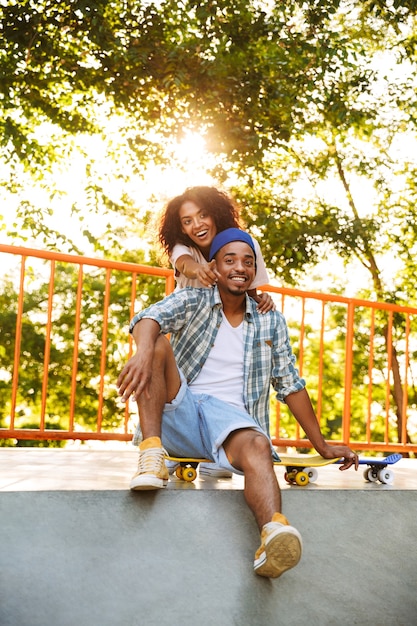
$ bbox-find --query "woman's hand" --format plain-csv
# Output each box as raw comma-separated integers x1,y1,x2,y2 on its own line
194,260,218,287
250,290,276,314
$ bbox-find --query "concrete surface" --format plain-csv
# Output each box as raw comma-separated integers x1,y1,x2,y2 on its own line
1,448,417,626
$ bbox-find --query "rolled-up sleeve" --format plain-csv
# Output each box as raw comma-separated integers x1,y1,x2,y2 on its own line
129,289,195,335
271,314,306,403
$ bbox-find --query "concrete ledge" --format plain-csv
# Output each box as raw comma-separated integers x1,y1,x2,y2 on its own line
1,488,416,626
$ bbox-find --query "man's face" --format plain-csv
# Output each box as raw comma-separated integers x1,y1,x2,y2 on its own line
214,241,256,296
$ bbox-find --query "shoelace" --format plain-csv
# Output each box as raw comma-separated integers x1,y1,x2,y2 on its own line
137,447,166,473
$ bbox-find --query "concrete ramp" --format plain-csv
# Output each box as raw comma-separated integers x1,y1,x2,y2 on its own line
2,486,416,626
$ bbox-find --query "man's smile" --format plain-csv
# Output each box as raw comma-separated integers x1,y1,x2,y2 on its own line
228,274,248,284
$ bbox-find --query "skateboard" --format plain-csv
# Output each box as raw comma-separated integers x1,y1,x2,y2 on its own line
166,453,341,486
275,454,340,486
166,455,210,482
357,453,402,484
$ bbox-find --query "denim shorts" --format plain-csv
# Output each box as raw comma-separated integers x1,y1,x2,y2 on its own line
133,370,270,475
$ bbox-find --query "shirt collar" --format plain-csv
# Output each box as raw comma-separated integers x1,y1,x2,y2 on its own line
211,286,254,322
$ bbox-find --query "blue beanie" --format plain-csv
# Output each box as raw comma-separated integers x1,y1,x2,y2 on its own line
209,228,256,262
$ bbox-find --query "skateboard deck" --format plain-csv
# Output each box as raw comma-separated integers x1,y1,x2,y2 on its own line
275,454,340,486
166,453,340,486
356,453,402,484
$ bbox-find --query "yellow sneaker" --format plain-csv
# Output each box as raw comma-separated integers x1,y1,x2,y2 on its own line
130,437,169,490
254,513,302,578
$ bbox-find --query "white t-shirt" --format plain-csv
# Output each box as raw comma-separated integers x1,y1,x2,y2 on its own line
170,236,269,290
189,312,246,410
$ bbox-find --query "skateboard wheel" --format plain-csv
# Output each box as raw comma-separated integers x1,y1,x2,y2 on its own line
366,468,379,482
182,467,197,482
284,471,296,484
378,468,394,484
295,471,309,486
363,469,371,482
175,466,184,480
304,467,318,483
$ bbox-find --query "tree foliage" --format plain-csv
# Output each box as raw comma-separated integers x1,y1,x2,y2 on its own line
1,1,416,282
1,0,417,446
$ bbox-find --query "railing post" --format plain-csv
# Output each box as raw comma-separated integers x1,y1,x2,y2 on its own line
10,256,26,429
343,301,355,445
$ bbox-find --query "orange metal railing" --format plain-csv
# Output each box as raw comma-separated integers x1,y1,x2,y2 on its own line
1,243,416,454
266,285,417,453
0,244,174,443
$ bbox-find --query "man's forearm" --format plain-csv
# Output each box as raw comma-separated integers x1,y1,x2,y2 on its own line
117,318,162,402
131,318,162,350
285,388,328,455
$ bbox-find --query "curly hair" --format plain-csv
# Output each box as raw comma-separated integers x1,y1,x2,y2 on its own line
159,186,242,257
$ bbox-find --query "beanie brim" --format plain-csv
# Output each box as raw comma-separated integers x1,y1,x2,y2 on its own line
209,228,256,262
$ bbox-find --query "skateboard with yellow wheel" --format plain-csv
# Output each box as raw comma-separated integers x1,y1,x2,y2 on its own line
276,454,341,486
166,453,340,485
166,456,209,482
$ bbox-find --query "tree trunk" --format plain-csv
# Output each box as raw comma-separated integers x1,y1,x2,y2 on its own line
334,143,408,448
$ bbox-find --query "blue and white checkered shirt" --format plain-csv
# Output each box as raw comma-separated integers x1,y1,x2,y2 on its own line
129,286,306,438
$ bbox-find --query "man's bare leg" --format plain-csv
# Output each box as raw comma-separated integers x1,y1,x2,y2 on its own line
130,335,180,490
222,429,281,529
135,334,181,439
223,429,302,578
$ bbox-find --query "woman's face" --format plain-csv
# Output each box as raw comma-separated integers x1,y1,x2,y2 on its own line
178,201,217,251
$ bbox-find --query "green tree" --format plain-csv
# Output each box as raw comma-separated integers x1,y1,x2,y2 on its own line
2,0,417,446
6,1,415,250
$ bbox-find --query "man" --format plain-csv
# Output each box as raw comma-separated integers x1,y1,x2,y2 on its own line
117,228,358,579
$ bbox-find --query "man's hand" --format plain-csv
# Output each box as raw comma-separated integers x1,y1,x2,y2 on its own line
116,350,153,403
320,444,359,471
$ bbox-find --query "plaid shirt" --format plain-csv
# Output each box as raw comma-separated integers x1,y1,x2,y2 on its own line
129,286,305,438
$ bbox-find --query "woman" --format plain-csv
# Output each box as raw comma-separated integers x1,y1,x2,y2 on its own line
159,186,274,313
